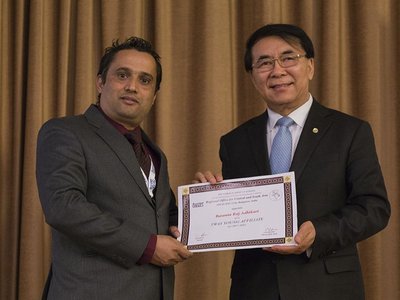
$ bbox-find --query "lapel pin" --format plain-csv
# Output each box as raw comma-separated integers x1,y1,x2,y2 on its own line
312,128,319,134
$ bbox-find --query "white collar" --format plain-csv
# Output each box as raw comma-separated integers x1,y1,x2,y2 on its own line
267,94,313,129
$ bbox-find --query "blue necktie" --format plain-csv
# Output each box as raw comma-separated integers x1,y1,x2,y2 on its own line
270,117,294,174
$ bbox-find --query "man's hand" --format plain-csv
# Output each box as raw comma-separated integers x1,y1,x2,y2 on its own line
193,171,223,184
264,221,316,255
150,235,193,267
169,225,180,239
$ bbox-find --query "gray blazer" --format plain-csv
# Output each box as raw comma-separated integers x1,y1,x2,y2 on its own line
221,100,390,300
36,105,177,300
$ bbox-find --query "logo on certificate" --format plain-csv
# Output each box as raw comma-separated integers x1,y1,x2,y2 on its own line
192,202,204,208
269,189,282,201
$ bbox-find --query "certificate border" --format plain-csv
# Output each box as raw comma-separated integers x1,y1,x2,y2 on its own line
180,175,294,250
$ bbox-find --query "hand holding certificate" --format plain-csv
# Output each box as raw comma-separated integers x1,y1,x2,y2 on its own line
178,172,298,252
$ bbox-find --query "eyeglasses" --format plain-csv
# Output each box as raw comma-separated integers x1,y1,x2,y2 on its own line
252,54,307,72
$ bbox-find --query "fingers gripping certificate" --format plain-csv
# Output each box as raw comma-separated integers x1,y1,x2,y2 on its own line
178,172,298,252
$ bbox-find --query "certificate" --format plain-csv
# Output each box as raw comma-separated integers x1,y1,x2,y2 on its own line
177,172,298,252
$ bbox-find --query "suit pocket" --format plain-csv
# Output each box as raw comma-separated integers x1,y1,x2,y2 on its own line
306,152,340,168
323,254,361,274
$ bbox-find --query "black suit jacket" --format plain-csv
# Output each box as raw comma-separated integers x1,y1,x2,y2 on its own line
220,100,390,300
36,105,177,299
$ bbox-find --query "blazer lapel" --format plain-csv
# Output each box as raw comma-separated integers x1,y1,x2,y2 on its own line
141,131,169,208
84,105,155,207
246,112,270,175
291,100,333,182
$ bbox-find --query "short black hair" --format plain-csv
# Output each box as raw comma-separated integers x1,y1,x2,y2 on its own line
244,24,314,72
97,36,162,91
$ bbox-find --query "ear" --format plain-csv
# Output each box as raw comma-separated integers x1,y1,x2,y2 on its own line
249,71,256,85
307,58,315,80
96,75,104,93
249,71,261,92
152,91,158,105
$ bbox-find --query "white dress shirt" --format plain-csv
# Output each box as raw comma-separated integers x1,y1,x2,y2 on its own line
267,94,313,159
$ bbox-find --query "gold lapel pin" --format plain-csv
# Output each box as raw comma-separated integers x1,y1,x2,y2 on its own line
312,128,319,134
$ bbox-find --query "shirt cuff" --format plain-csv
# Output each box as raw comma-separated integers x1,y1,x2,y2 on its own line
137,234,157,265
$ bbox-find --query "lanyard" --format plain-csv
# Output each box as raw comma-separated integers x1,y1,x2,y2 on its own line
140,158,156,198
